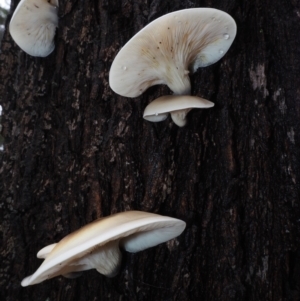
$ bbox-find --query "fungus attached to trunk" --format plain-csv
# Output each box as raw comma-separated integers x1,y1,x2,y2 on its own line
143,95,214,127
9,0,59,57
109,8,236,97
21,211,186,286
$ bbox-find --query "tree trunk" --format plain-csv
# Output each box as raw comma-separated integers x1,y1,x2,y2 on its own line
1,0,300,300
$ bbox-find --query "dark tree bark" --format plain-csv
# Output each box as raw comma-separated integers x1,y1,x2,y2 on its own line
1,0,300,300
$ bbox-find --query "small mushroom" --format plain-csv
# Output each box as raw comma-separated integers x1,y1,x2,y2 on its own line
21,211,186,286
9,0,59,57
36,243,57,259
109,8,236,97
143,95,214,127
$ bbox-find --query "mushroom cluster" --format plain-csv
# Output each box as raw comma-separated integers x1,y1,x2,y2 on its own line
16,6,237,289
21,211,186,286
9,0,59,57
109,8,236,126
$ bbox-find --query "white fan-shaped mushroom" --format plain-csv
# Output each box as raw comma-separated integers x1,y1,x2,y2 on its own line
21,211,186,286
9,0,59,57
109,8,236,97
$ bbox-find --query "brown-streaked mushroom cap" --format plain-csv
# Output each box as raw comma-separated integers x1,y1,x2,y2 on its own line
143,95,214,127
109,8,236,97
9,0,59,57
21,211,186,286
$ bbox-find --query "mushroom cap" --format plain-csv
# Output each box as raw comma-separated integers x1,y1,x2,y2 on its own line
21,211,186,286
143,95,214,122
9,0,58,57
109,8,236,97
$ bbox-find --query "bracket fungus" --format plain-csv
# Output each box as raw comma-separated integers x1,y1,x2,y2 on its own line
109,8,236,97
143,95,214,127
9,0,59,57
21,211,186,286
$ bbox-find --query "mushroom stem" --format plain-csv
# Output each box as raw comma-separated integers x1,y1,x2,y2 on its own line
170,108,192,127
78,240,122,277
169,69,191,95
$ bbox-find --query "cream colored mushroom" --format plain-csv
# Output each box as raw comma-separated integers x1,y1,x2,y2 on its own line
9,0,59,57
143,95,214,126
21,211,186,286
109,8,236,97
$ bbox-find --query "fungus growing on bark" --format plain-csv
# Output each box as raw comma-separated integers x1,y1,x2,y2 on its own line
109,8,236,97
9,0,59,57
21,211,186,286
143,95,214,127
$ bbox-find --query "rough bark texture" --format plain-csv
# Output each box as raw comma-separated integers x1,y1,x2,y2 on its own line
1,0,300,300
